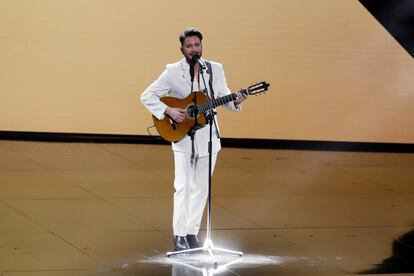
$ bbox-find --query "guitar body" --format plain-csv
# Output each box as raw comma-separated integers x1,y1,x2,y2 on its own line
152,91,208,142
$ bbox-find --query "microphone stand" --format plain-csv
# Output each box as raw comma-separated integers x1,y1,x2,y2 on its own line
167,57,243,258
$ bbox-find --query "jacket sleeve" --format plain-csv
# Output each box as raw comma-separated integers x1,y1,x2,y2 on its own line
214,63,242,112
140,65,171,120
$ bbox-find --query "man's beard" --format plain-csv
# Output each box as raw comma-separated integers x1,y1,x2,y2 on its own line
187,53,202,65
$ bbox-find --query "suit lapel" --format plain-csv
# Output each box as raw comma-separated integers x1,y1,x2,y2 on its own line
180,59,192,88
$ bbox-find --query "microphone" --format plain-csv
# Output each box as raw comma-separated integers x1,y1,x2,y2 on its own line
191,54,206,69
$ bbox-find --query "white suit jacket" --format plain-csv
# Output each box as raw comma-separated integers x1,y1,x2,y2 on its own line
141,58,240,157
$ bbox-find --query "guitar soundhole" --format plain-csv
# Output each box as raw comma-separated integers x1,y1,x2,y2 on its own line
186,103,197,120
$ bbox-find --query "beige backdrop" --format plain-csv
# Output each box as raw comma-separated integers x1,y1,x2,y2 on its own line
1,0,413,143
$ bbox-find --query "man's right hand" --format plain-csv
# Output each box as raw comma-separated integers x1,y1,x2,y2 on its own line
165,107,187,123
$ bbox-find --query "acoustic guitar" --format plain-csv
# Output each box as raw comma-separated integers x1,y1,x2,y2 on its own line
153,81,269,142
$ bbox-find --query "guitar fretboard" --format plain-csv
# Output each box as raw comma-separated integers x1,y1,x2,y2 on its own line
196,89,247,113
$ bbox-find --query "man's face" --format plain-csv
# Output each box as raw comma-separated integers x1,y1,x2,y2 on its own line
181,36,202,64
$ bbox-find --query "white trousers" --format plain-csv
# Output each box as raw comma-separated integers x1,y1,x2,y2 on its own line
172,151,217,236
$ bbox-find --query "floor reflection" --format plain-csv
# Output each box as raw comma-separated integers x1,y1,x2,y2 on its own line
139,252,288,276
170,256,242,276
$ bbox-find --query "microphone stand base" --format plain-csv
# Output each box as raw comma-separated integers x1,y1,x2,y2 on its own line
166,238,243,257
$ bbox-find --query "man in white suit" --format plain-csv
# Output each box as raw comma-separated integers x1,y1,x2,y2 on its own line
141,27,247,251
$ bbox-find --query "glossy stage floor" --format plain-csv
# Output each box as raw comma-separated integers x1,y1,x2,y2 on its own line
0,140,413,275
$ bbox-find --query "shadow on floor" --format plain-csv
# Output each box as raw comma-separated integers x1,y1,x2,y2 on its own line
360,227,414,274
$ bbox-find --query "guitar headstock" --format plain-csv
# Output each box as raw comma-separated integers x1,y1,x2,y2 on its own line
246,81,270,95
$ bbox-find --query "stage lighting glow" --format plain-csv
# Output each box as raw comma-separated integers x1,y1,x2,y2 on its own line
139,252,293,275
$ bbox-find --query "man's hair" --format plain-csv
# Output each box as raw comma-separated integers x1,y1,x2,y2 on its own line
179,27,203,45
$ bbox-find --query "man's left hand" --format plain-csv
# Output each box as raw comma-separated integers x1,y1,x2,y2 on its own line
234,91,248,105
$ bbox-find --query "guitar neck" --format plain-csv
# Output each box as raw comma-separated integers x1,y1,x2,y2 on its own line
196,89,246,114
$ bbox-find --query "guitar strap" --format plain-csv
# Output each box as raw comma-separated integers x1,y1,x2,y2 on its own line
205,61,220,139
205,61,215,99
